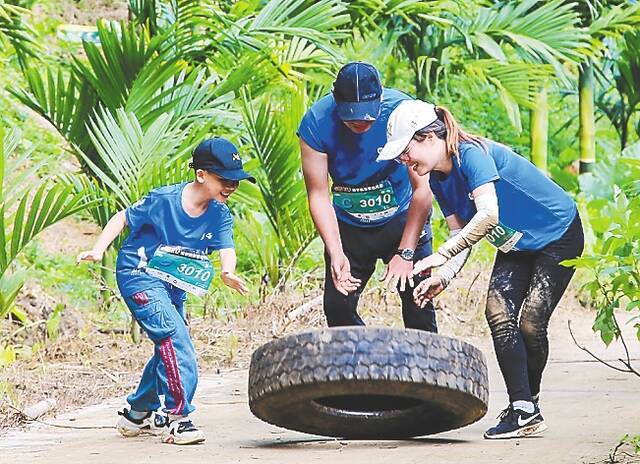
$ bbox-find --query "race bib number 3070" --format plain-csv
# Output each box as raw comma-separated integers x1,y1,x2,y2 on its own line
146,246,213,296
485,222,523,253
333,180,399,222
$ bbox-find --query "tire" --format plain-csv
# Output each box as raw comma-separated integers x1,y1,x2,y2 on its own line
248,327,489,439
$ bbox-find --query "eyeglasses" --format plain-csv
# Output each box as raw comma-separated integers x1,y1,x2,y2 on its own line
393,141,413,164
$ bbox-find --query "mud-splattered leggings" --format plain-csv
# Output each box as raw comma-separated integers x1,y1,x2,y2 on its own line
486,212,584,403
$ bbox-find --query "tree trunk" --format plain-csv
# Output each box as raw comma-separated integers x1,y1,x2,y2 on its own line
100,249,116,309
579,61,596,174
530,86,549,174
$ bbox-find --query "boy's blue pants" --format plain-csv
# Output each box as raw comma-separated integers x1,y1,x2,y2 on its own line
122,284,197,416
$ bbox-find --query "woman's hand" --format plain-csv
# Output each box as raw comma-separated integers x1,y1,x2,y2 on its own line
221,271,249,296
413,252,447,276
76,249,104,263
414,276,446,307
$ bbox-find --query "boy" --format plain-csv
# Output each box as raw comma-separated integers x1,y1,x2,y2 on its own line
77,137,253,444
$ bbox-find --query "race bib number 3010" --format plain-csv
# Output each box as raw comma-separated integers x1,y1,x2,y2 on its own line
146,246,213,296
333,180,399,222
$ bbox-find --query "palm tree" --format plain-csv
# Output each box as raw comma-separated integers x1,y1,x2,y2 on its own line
575,0,640,173
596,29,640,150
233,89,317,287
346,0,587,135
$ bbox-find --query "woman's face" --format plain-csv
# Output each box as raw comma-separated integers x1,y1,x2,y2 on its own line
397,132,445,176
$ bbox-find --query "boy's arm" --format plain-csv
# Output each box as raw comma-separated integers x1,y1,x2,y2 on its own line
77,210,128,263
219,248,248,295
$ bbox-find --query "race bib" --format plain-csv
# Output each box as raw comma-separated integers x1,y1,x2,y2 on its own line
333,180,398,222
145,246,213,296
485,222,523,253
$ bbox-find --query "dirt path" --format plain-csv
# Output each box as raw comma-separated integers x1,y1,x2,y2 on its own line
2,309,639,464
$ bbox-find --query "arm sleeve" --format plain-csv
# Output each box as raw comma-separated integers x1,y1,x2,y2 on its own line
297,110,325,153
459,145,500,191
209,210,235,252
434,229,470,287
125,193,156,234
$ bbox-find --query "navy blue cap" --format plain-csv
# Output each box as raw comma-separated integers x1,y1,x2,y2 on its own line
191,138,256,183
332,62,382,121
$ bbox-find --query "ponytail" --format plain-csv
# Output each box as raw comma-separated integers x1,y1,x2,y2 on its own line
436,105,487,155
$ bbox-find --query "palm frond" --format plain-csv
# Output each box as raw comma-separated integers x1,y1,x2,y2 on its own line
81,107,189,208
465,59,555,131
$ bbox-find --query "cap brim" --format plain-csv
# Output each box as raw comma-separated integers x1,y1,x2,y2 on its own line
336,100,381,121
376,135,413,162
208,168,256,183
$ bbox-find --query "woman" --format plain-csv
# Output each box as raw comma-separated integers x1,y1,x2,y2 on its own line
377,100,584,439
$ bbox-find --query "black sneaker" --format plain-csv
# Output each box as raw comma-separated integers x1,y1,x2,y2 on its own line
532,394,545,421
484,404,547,439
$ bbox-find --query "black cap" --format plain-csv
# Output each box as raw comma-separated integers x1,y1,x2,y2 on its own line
191,137,256,183
332,61,382,121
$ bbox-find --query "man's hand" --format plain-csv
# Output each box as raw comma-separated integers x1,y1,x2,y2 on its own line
221,271,249,296
76,249,104,263
330,251,361,296
414,276,446,307
382,254,414,292
413,252,447,276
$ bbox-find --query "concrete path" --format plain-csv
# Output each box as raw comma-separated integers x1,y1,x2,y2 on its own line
2,310,638,464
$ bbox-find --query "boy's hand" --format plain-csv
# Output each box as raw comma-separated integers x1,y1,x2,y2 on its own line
76,249,104,263
221,271,249,296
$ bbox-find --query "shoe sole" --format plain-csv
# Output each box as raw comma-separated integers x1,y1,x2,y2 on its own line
161,434,206,445
117,426,164,438
484,421,548,440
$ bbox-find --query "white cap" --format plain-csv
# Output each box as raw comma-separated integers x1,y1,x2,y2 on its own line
376,100,438,161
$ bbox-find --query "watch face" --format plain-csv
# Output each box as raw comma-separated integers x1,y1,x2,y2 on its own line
400,249,414,260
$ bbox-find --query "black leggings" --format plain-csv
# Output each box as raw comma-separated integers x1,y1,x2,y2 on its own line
486,212,584,403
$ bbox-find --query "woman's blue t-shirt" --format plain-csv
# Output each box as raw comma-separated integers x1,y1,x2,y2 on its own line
429,141,577,251
115,183,235,297
297,88,418,229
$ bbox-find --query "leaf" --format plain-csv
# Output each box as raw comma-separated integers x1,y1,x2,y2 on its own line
0,344,16,368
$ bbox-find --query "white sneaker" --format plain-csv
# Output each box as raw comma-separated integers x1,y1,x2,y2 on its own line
161,418,205,445
116,408,167,437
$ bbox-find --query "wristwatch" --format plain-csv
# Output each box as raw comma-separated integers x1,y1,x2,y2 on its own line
395,248,415,261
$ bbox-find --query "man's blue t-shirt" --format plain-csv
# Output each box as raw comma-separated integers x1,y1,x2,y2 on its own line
297,88,419,229
429,141,577,251
116,183,235,297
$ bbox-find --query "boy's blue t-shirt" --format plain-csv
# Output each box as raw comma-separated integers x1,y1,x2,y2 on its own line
297,88,420,229
429,141,577,251
115,183,235,297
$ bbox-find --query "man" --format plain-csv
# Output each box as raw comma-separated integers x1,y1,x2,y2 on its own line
297,61,437,331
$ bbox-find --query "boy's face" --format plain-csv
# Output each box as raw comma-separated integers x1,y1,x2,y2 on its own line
197,169,239,202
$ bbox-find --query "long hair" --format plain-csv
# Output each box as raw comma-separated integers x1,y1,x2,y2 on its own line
413,105,487,158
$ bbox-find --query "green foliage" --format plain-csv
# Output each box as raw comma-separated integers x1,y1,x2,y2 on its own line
597,29,640,149
565,147,640,345
232,88,317,285
0,127,96,320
